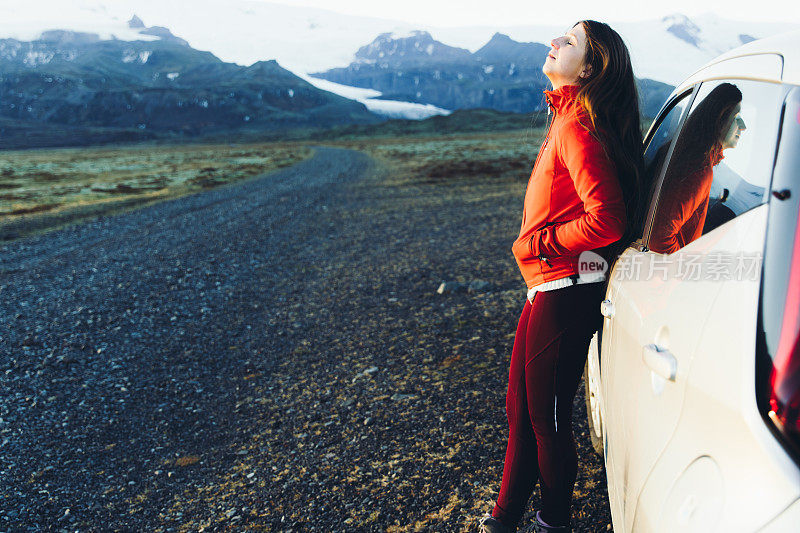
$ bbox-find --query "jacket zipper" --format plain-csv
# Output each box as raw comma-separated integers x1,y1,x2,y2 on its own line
528,101,556,182
529,98,557,268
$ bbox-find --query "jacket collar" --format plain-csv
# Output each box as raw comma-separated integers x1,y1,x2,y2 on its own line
543,84,581,113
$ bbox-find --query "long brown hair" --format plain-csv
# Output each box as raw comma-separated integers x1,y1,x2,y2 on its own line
572,20,645,273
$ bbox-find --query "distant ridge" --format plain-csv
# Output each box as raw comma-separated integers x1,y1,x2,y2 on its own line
312,31,674,118
3,2,796,86
0,26,380,148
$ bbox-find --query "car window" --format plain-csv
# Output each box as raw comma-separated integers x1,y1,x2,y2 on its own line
647,79,784,255
638,91,693,241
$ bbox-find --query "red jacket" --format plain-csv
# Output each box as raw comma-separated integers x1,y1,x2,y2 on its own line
511,84,627,289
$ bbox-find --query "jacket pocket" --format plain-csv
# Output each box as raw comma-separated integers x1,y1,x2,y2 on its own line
515,220,571,264
531,221,562,264
540,253,574,271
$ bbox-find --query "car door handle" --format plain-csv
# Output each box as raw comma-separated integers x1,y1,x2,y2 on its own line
600,299,614,318
642,344,677,381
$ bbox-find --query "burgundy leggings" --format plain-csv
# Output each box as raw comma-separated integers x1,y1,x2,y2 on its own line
492,281,605,529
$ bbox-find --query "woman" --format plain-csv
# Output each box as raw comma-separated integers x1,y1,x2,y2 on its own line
480,20,644,533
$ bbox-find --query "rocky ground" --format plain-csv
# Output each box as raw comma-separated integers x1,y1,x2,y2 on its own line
0,145,611,531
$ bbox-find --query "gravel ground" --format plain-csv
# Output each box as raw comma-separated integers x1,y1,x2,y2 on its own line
0,146,612,532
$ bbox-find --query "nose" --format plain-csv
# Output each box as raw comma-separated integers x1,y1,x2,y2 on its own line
550,37,560,49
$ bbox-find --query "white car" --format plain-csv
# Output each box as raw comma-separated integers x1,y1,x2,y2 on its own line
584,30,800,532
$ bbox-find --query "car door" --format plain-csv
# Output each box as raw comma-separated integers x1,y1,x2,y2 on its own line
604,76,786,532
601,88,695,530
632,77,787,532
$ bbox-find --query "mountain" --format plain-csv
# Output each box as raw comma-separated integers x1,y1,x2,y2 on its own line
663,13,704,47
0,23,380,148
411,13,800,86
311,31,674,118
355,30,473,67
3,1,796,87
0,2,796,123
312,31,550,114
661,13,760,50
0,0,421,76
473,33,549,67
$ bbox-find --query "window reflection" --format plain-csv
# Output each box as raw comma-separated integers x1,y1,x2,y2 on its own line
638,94,691,240
649,83,745,254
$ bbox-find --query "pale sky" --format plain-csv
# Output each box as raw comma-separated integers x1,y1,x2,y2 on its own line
260,0,799,27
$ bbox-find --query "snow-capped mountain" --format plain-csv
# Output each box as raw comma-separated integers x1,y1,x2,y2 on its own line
313,31,552,114
431,13,797,85
311,31,673,117
0,1,797,124
473,33,551,69
0,24,381,149
0,0,421,76
354,30,472,67
1,1,796,86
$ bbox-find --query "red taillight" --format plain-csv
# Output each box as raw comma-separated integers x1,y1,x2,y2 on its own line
768,367,800,436
757,87,800,463
767,197,800,439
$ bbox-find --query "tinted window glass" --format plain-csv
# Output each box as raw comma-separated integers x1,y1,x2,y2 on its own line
638,92,692,239
648,79,784,255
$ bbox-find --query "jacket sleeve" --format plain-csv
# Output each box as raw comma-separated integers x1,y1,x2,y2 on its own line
648,194,687,254
530,120,627,258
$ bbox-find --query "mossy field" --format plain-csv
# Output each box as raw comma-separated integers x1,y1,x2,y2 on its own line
331,128,545,187
0,141,313,240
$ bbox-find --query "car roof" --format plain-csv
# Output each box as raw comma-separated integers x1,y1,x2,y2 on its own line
674,29,800,93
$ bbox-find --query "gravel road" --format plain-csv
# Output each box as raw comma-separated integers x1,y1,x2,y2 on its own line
0,146,611,531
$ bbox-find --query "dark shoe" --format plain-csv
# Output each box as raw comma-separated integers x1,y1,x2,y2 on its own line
533,511,571,532
479,515,514,533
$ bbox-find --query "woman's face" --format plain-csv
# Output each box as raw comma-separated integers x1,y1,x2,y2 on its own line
542,23,591,89
720,103,746,149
